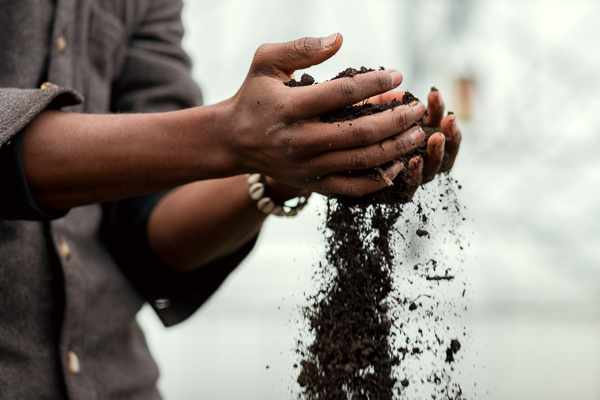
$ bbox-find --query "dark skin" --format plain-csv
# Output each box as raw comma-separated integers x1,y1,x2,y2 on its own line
368,88,462,195
22,33,460,271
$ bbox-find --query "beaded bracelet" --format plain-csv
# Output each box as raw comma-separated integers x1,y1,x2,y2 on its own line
246,174,310,217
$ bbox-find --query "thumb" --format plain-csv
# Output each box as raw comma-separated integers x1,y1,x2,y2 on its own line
251,33,342,77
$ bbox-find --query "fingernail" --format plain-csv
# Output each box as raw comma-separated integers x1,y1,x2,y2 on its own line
391,161,403,177
411,126,425,144
321,33,339,48
389,70,402,87
412,102,426,115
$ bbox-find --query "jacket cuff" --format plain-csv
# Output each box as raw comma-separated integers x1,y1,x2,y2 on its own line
0,86,84,147
101,192,258,327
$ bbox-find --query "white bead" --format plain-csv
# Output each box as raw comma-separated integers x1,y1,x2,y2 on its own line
246,173,261,185
249,182,265,200
257,197,275,213
246,174,308,217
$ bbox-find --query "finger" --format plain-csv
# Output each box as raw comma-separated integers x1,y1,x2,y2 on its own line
408,156,423,186
366,90,405,105
405,156,423,200
423,88,445,127
251,33,343,78
291,68,403,118
314,161,404,197
309,125,424,175
440,114,462,171
304,102,426,152
422,132,445,182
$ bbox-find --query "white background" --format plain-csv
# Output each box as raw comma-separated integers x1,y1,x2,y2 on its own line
138,1,600,399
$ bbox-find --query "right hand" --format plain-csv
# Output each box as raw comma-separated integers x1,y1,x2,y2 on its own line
223,33,427,198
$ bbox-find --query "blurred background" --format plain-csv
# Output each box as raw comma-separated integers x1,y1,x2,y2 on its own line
137,0,600,398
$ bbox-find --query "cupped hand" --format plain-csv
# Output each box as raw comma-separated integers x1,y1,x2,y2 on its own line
366,88,462,198
225,33,427,198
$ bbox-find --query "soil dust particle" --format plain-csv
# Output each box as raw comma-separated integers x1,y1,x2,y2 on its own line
401,379,410,387
450,339,461,354
416,229,430,238
426,275,455,281
445,339,461,363
445,348,455,363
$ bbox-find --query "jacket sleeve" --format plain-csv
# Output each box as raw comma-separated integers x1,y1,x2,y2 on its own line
102,0,255,327
0,87,83,219
110,0,203,112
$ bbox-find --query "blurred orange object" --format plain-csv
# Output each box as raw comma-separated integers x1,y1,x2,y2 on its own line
455,76,476,122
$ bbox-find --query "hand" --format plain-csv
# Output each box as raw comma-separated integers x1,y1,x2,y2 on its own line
366,88,462,198
222,33,427,198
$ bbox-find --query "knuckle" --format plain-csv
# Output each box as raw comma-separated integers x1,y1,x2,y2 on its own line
395,109,412,131
279,128,302,154
293,37,312,59
251,44,273,73
375,71,391,92
253,44,269,63
391,135,409,156
344,182,363,198
350,150,371,170
277,99,295,119
281,95,305,121
293,157,311,176
351,122,376,146
339,79,362,103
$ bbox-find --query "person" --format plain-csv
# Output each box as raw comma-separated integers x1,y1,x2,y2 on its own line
0,0,461,399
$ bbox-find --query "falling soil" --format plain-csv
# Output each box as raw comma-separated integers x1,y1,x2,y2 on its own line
290,68,468,399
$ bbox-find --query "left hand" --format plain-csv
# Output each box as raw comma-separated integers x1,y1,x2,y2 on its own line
367,88,462,197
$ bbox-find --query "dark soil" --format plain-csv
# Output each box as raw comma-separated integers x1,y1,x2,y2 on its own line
284,73,316,87
291,68,466,400
297,201,401,399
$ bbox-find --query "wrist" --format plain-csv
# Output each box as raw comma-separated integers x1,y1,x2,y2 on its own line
175,101,243,180
264,176,308,203
247,174,310,217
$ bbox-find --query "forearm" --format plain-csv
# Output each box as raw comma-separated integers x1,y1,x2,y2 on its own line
22,103,236,209
147,175,265,272
146,174,307,272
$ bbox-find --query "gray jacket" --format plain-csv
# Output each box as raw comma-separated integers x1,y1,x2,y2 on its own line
0,1,252,399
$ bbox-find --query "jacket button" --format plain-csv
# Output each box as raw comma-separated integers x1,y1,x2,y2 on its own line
154,298,171,309
67,351,80,374
58,241,71,260
40,82,59,89
57,35,67,54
